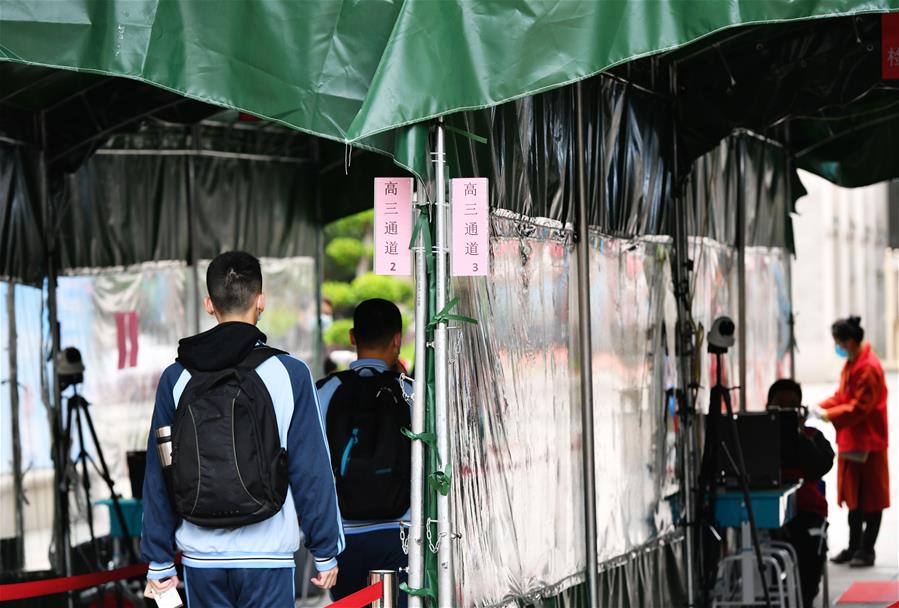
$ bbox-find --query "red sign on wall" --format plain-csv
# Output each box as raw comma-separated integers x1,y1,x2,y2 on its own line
884,12,899,80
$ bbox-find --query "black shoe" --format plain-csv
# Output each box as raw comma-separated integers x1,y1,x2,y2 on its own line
849,550,875,567
830,548,855,564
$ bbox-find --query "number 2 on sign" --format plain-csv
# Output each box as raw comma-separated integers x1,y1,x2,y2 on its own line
390,263,396,271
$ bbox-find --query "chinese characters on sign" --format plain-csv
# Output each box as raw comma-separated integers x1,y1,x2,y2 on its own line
884,13,899,81
374,177,413,276
451,178,489,276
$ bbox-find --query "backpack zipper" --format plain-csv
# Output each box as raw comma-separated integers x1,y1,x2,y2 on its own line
340,428,359,477
232,389,263,507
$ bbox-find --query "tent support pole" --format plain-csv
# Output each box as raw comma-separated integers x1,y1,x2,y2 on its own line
737,137,747,411
574,81,599,607
784,128,797,379
41,111,71,603
433,118,454,608
7,283,25,570
187,126,201,334
670,65,699,608
407,181,428,608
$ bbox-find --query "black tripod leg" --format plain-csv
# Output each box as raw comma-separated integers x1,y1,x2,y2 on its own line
80,402,139,563
73,405,102,569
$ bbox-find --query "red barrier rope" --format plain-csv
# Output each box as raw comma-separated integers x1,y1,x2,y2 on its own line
326,581,384,608
0,563,149,601
0,564,385,606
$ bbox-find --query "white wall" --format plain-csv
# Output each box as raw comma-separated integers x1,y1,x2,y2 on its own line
792,171,890,384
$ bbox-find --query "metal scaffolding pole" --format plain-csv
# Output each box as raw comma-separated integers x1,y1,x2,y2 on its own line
736,137,748,412
669,64,699,608
433,120,454,607
41,111,71,603
407,181,428,608
6,283,25,570
574,82,599,607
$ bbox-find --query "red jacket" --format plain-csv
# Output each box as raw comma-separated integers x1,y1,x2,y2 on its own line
819,343,889,453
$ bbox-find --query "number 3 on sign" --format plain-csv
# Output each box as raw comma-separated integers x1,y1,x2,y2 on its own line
472,263,478,272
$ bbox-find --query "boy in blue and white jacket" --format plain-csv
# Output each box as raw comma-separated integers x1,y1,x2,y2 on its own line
141,251,343,607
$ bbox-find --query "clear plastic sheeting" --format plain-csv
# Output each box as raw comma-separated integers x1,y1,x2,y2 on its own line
687,239,792,412
685,134,796,249
445,77,671,234
587,233,677,561
743,247,793,410
528,535,685,608
688,238,740,414
449,214,584,607
0,257,316,571
447,215,679,607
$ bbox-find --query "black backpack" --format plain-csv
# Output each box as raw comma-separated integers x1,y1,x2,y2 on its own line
171,346,289,528
321,368,411,520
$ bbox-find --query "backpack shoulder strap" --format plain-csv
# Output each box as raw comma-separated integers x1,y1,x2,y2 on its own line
239,345,288,372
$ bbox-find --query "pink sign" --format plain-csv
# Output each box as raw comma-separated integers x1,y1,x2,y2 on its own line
374,178,413,276
451,178,489,276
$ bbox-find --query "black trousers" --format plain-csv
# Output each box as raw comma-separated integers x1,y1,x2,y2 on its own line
331,528,409,608
783,512,826,608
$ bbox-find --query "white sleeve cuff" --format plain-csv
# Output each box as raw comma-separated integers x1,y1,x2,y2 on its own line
147,561,177,580
313,556,338,572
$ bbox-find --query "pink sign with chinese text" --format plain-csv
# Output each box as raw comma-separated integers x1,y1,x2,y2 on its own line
374,177,413,276
452,178,489,276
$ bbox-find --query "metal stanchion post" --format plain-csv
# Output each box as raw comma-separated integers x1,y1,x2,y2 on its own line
369,570,398,608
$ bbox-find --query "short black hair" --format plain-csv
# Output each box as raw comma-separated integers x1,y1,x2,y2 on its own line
767,378,802,407
831,316,864,343
353,299,402,348
206,251,262,314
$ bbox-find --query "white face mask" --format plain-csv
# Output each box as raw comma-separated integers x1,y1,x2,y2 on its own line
320,314,333,331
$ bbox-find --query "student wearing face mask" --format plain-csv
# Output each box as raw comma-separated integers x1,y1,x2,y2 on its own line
811,316,889,568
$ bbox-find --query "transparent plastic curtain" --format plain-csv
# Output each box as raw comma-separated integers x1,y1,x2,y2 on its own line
527,536,685,608
0,281,54,571
448,214,584,608
0,258,316,571
444,76,670,234
743,247,792,410
587,233,678,561
447,215,680,607
688,238,740,414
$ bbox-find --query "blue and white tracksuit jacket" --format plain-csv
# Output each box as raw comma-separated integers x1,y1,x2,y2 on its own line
140,353,345,579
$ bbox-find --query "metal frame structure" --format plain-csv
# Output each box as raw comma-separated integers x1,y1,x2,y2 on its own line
574,82,600,607
433,119,455,608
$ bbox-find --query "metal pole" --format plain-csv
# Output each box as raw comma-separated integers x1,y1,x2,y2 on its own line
669,64,698,608
187,125,201,335
369,569,398,608
6,283,25,570
784,127,797,379
407,182,428,608
433,119,454,607
574,82,599,607
41,111,71,602
736,137,747,411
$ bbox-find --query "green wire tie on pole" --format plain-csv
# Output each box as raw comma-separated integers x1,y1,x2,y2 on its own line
400,582,437,601
428,465,452,497
427,297,478,329
401,427,437,450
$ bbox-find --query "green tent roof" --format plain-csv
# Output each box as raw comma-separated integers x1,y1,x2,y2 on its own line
2,0,897,180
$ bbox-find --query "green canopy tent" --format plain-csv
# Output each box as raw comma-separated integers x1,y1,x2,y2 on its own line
3,3,899,607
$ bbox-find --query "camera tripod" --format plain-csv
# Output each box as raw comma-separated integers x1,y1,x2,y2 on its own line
61,385,139,594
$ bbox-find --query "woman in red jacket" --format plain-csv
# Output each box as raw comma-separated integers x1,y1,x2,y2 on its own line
816,316,889,568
